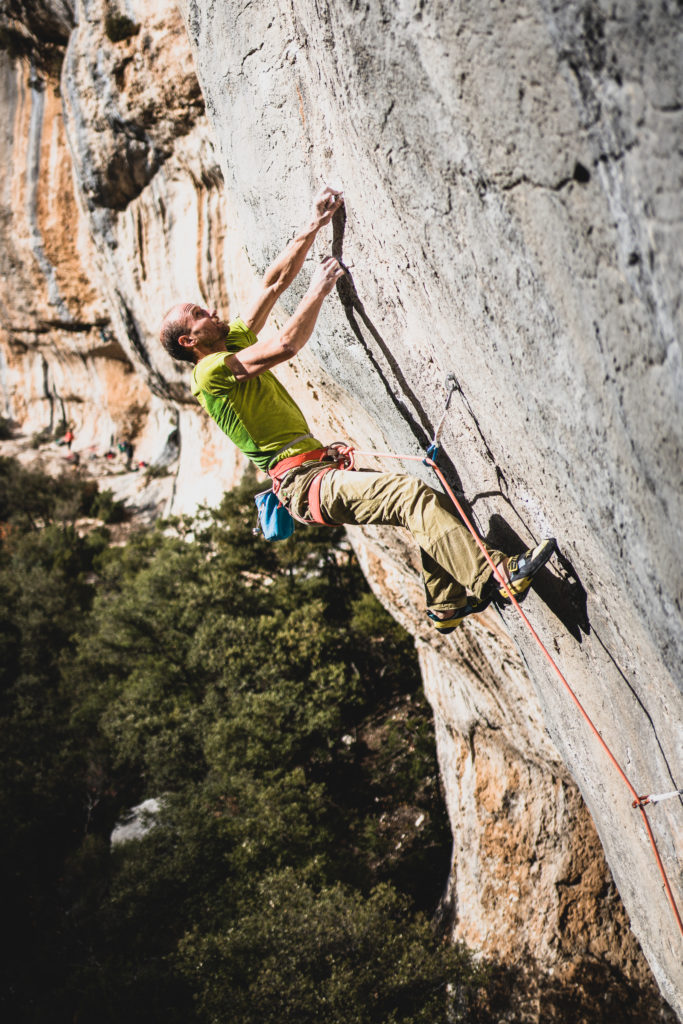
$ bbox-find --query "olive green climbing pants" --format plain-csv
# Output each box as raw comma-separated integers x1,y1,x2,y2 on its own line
279,463,505,612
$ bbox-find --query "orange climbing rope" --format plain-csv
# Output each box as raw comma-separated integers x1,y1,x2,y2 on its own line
344,441,683,938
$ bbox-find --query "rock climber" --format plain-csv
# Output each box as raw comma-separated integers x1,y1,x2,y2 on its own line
159,185,554,633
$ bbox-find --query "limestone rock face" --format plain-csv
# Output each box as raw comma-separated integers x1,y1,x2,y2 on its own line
1,0,681,1017
179,0,682,1012
0,0,246,503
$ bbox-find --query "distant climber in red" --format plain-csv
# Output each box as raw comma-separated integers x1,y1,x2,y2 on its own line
58,426,74,449
160,186,554,633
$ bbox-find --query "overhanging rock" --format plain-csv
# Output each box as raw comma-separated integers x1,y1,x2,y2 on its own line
179,0,682,1012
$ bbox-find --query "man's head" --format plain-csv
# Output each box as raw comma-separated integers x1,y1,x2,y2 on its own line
160,303,227,363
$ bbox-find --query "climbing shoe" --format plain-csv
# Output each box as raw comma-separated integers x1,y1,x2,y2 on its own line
495,538,556,600
428,593,492,635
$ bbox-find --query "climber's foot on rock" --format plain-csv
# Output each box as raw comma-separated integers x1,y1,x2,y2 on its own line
428,593,492,635
494,538,556,601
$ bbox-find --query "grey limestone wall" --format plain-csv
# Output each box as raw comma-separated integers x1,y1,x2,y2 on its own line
180,0,683,1010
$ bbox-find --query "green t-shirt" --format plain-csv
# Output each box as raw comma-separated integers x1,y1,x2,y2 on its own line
190,318,322,471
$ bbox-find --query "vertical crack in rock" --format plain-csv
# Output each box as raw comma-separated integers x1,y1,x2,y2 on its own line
590,623,683,794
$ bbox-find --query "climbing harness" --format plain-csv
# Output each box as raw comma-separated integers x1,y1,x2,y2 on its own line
347,375,682,939
305,442,357,525
252,438,320,538
266,443,356,528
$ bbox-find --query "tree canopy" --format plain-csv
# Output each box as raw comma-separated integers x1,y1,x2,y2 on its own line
0,459,487,1023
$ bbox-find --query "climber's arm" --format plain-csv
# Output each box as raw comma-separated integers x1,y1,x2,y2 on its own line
243,185,343,335
226,257,344,381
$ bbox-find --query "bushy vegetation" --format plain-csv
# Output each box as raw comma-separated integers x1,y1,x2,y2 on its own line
0,458,489,1023
90,486,128,524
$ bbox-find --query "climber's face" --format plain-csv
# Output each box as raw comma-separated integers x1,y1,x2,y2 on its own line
178,303,227,345
162,302,228,360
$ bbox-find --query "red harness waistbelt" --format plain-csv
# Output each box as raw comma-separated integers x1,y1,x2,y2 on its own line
268,445,355,525
268,448,328,479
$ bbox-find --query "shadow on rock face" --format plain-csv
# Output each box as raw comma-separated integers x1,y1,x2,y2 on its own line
473,956,677,1024
485,513,590,642
332,198,592,645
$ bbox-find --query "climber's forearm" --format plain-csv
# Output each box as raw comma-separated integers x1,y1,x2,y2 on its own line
264,218,330,293
226,257,345,381
244,224,322,335
243,186,343,335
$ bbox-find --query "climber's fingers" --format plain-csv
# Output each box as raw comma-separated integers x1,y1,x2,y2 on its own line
313,184,344,224
310,255,346,295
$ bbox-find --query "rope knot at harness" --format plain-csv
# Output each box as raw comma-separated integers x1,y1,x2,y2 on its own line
325,442,356,471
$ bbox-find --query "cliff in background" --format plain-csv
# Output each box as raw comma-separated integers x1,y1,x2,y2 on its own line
1,0,681,1018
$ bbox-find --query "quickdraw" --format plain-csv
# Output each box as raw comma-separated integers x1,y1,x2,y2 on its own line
632,790,683,809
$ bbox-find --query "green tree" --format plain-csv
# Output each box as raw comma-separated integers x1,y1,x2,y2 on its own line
0,461,115,1021
178,871,485,1024
0,463,483,1023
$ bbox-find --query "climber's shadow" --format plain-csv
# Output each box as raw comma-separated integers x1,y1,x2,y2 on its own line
332,206,470,499
485,514,590,642
330,206,588,642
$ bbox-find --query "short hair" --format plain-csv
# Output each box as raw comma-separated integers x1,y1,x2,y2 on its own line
160,308,195,364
